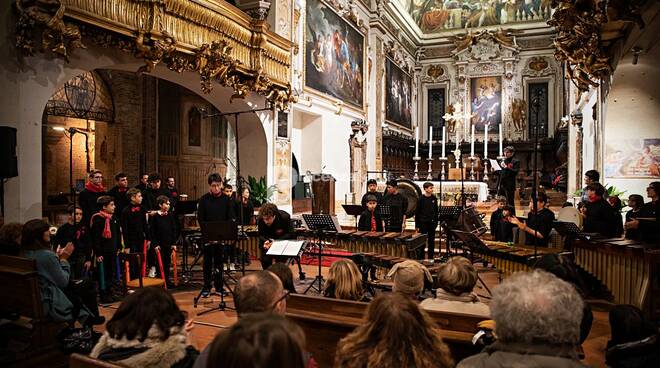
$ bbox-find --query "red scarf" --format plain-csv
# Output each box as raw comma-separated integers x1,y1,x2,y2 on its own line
85,181,105,193
91,211,113,238
588,194,602,203
370,211,377,232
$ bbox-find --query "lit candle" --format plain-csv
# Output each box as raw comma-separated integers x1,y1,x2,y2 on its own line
484,124,489,159
498,123,503,156
441,126,446,158
428,126,433,159
470,124,475,157
415,127,419,157
455,129,459,150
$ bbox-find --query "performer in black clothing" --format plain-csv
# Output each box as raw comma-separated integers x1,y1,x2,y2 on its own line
165,176,179,211
360,179,383,208
235,187,255,225
120,188,149,254
197,173,236,296
54,205,92,279
508,192,555,247
415,182,438,260
79,170,107,227
90,196,122,304
580,183,619,237
135,173,149,191
496,146,520,206
149,195,180,287
257,203,295,270
141,173,172,211
624,195,645,240
107,173,130,216
627,182,660,243
489,196,515,242
358,195,383,232
381,180,408,232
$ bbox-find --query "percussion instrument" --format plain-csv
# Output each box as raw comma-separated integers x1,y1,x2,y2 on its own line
321,230,427,259
395,178,422,217
557,206,583,229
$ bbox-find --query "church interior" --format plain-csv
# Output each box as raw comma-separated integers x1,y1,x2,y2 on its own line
1,0,659,367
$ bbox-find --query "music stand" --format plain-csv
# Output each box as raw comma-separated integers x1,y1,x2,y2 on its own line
437,206,462,259
194,220,238,314
342,204,364,229
302,214,338,294
378,204,394,231
175,200,199,282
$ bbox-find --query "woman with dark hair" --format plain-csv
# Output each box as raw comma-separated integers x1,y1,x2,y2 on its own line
21,219,102,326
207,313,306,368
268,262,297,294
624,194,645,240
0,222,22,255
606,304,659,367
91,286,199,368
335,293,454,368
581,183,620,237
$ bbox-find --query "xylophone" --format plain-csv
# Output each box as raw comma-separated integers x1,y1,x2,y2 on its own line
571,238,660,313
330,230,427,259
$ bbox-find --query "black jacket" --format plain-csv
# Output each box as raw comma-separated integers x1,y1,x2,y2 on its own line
415,195,438,226
638,201,660,243
584,198,619,237
490,208,515,242
149,212,180,247
197,193,235,223
54,222,92,261
525,208,555,247
107,186,130,216
142,187,172,211
361,191,383,208
234,199,255,225
258,210,294,248
358,209,383,232
79,189,106,227
90,214,121,255
382,192,408,226
497,156,520,191
120,204,149,246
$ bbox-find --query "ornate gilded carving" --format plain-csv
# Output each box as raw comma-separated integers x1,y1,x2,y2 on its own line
427,65,444,79
192,40,241,94
15,0,84,61
450,28,520,58
135,31,177,74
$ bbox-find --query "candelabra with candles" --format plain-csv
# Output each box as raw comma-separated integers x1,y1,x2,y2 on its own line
426,157,434,180
413,156,421,180
483,155,489,183
439,156,448,180
469,156,477,181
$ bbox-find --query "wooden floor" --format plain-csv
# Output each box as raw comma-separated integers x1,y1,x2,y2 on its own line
95,259,610,367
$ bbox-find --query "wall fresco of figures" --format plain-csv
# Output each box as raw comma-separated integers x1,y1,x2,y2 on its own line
606,139,660,178
385,59,413,129
305,0,364,107
470,76,501,133
404,0,552,33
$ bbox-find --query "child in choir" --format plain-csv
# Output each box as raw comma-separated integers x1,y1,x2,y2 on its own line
54,205,92,279
149,195,180,288
358,195,383,232
90,196,122,304
361,179,383,208
415,182,438,260
120,188,149,254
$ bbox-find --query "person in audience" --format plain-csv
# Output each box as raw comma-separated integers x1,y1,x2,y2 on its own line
21,219,103,326
387,259,432,300
235,187,255,225
624,194,645,240
415,182,438,260
91,195,122,303
533,253,592,344
258,203,294,270
149,195,180,288
207,313,307,368
457,270,586,367
420,256,490,318
507,192,555,246
358,195,383,232
490,197,515,242
580,182,620,237
324,259,368,301
606,304,659,368
79,170,106,227
360,179,383,208
580,169,601,203
90,286,198,368
335,292,454,368
54,205,91,279
269,262,297,294
107,172,130,216
0,222,22,256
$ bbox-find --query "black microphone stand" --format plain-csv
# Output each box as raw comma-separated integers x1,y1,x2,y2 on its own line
531,90,542,259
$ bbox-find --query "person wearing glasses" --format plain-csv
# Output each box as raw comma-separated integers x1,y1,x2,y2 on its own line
627,182,660,243
78,170,106,227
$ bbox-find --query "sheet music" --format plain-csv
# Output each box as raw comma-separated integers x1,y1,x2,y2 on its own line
489,159,502,171
267,240,306,256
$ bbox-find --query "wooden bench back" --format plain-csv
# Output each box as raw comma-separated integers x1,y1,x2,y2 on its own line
70,353,124,368
0,254,43,319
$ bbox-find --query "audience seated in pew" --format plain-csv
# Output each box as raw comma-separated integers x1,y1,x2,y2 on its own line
207,313,307,368
90,286,199,368
269,262,297,294
334,292,454,368
420,256,490,318
457,270,587,368
606,304,660,368
387,259,432,300
0,222,22,256
21,219,103,327
324,259,370,302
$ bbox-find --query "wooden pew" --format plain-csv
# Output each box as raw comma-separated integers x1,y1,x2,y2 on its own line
0,255,68,367
286,293,486,367
70,353,123,368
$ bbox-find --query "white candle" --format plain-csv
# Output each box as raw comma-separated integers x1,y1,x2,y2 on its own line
428,126,433,159
455,130,459,150
415,127,419,157
484,124,489,159
470,124,475,157
498,123,503,156
441,126,446,157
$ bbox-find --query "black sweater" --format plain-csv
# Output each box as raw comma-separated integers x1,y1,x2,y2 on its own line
121,204,149,246
361,191,383,208
142,187,172,211
107,186,130,216
197,193,235,223
258,210,294,247
149,212,180,247
525,208,555,247
489,209,515,243
234,199,255,225
415,195,438,226
584,198,619,237
497,156,520,191
54,222,92,261
358,209,383,232
79,189,106,227
90,214,121,255
382,192,408,225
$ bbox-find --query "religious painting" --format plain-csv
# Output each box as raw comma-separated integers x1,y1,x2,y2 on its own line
605,139,660,178
188,106,202,147
305,0,364,108
385,58,412,129
405,0,552,33
470,76,501,133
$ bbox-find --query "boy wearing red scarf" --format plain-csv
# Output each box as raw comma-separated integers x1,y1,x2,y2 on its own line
79,170,107,227
149,195,180,288
91,195,121,303
581,182,620,237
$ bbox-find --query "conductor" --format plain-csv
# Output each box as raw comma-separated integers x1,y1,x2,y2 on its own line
496,146,520,206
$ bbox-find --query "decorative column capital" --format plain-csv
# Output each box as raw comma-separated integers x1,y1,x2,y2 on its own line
235,0,272,20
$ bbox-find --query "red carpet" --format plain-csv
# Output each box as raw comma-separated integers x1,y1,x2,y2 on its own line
301,248,353,267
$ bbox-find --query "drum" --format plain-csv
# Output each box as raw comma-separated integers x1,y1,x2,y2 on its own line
396,178,422,218
557,206,583,229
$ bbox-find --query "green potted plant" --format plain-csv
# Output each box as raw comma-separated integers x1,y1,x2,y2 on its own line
247,176,277,207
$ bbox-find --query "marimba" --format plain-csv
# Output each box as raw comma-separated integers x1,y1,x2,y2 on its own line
572,238,660,312
330,230,427,258
466,240,570,275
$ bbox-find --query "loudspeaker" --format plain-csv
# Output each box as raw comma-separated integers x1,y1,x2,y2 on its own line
0,126,18,178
